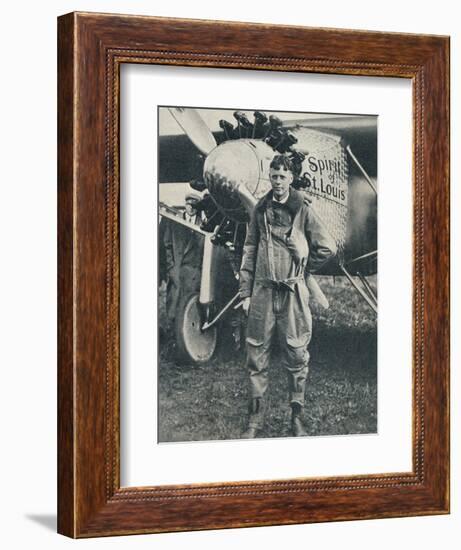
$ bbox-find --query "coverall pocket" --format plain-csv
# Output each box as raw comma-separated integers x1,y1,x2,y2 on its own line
246,308,266,346
285,283,312,348
245,287,269,346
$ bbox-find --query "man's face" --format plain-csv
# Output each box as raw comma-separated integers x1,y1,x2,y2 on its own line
185,202,196,216
269,166,293,200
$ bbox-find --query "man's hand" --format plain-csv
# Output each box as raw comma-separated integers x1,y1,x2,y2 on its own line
242,297,251,316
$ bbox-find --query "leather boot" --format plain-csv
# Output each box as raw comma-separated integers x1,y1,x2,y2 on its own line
291,403,308,437
241,398,263,439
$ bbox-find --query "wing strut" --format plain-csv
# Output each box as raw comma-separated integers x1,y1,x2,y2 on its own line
339,264,377,314
356,271,377,306
346,145,377,195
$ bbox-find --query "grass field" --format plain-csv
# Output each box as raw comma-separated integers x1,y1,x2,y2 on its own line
158,275,377,442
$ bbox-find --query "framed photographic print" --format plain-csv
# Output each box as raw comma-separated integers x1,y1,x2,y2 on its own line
58,12,450,537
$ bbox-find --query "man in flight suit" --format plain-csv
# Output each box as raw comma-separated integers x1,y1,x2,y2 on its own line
239,155,337,438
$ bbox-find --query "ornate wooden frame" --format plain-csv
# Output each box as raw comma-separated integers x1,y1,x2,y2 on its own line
57,12,450,537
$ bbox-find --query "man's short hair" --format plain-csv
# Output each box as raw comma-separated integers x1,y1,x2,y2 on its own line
270,154,294,173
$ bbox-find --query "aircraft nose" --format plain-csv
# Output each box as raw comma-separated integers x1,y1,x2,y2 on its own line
203,140,264,222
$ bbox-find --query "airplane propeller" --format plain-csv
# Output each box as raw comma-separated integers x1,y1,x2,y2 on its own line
168,107,217,156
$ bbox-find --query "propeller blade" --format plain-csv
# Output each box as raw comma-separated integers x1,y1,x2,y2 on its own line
168,108,217,155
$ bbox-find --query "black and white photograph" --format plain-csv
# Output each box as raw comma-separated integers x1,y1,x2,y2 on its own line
157,106,377,443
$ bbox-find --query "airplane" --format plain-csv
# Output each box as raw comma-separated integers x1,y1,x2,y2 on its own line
158,107,377,364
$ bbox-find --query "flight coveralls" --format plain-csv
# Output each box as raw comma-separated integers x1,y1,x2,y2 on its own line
239,188,337,428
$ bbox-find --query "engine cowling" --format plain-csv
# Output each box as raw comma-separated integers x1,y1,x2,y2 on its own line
203,139,275,222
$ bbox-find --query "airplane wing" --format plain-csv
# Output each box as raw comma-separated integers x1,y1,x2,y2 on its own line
281,115,376,132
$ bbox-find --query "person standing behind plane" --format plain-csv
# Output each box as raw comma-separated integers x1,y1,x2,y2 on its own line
239,154,337,438
163,192,204,328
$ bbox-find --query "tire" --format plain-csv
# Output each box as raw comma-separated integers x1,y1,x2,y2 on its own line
175,293,218,364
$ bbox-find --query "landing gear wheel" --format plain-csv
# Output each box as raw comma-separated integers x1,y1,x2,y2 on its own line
175,293,217,364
